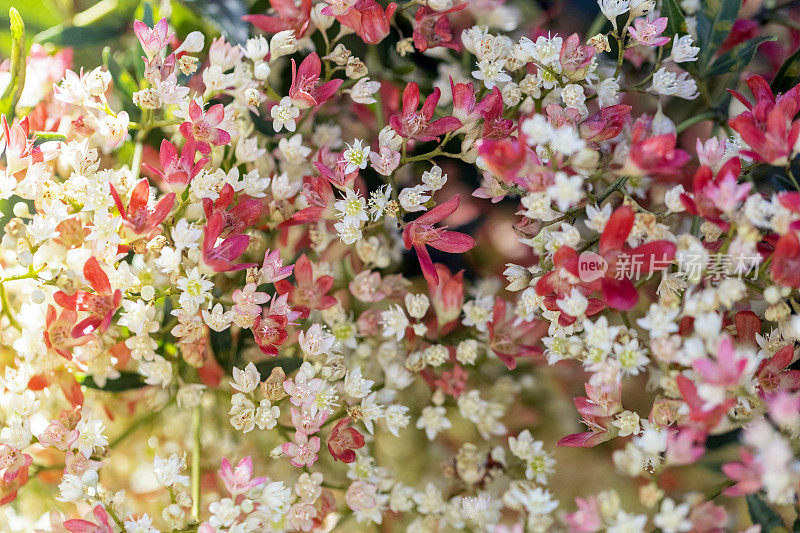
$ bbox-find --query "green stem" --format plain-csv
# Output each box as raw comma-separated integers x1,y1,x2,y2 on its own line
191,403,202,522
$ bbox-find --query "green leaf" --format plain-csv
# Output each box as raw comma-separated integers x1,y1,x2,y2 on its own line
180,0,248,44
0,8,25,120
696,0,741,67
707,36,776,77
746,494,786,532
662,0,687,37
80,371,148,392
209,328,233,360
102,46,140,118
773,45,800,94
255,357,302,378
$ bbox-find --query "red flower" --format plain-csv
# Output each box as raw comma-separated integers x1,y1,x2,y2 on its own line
290,176,336,224
252,311,289,357
428,263,464,325
389,82,462,142
243,0,312,37
558,384,621,447
755,345,800,397
480,88,515,140
143,139,208,189
593,205,676,310
44,306,91,360
110,178,175,238
290,53,343,109
178,102,231,155
327,417,366,463
201,211,257,273
275,254,337,318
412,4,466,53
579,104,631,142
771,231,800,288
1,115,47,175
54,258,122,338
335,0,397,45
680,159,743,231
487,298,547,370
402,195,475,286
202,183,262,238
626,116,690,180
559,33,595,74
728,74,800,165
675,374,735,431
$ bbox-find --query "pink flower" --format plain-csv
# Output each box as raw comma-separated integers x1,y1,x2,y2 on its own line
284,372,324,407
327,417,365,463
564,497,602,533
291,406,329,435
201,211,257,273
290,53,343,109
692,336,749,390
402,195,475,286
722,449,763,496
133,18,174,59
260,249,294,283
178,102,232,155
675,374,735,431
558,384,621,447
143,139,208,189
560,33,595,73
627,17,670,46
428,263,464,325
281,431,321,467
390,82,462,141
0,445,32,483
680,160,743,231
252,310,289,357
771,230,800,288
755,345,800,397
274,254,337,318
412,4,466,52
63,504,113,533
368,146,400,175
728,75,800,165
110,178,175,239
335,0,397,45
232,283,269,317
579,104,631,141
626,116,691,180
218,456,267,496
243,0,312,37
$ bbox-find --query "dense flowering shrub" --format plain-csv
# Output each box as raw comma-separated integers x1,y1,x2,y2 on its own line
2,0,800,530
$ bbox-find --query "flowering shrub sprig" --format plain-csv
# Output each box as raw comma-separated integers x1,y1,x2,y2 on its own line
2,0,800,531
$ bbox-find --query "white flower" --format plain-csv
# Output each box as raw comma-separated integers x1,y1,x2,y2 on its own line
256,399,281,430
598,0,630,29
139,355,173,388
547,171,583,211
421,165,448,191
153,453,189,487
56,474,85,502
349,77,381,104
670,35,700,63
231,362,261,393
344,367,374,399
74,412,109,458
242,35,269,60
384,404,411,436
416,406,452,440
176,267,213,314
334,187,369,226
342,139,371,173
654,498,692,533
607,510,648,533
229,393,257,433
472,59,512,89
124,513,159,533
651,67,699,100
381,304,410,340
398,185,431,213
271,96,300,132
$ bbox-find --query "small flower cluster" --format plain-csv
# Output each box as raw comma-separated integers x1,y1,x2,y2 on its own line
1,0,800,531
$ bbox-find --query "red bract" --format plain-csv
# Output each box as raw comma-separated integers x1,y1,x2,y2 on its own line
402,195,475,286
201,211,257,273
412,4,466,53
178,102,231,155
559,33,595,76
54,258,122,338
202,183,262,237
558,384,621,447
133,17,173,58
680,159,743,230
143,139,208,189
243,0,312,37
389,82,462,142
728,75,800,165
335,0,397,45
480,88,515,140
290,176,336,224
476,136,546,191
275,254,337,318
252,311,289,356
487,298,547,370
110,178,175,238
290,53,343,109
313,151,359,189
777,191,800,231
1,115,46,175
327,417,366,463
771,231,800,288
